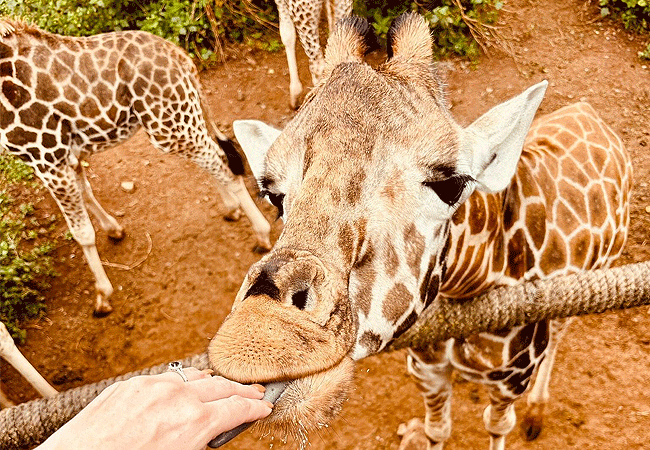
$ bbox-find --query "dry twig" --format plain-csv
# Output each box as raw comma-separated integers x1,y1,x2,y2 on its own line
101,231,153,270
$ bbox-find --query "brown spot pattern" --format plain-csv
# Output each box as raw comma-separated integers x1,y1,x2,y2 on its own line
15,60,33,86
3,80,31,107
35,72,59,102
468,194,486,234
382,283,412,324
404,223,426,279
18,102,49,128
539,229,567,276
588,184,607,227
359,331,382,354
79,97,100,118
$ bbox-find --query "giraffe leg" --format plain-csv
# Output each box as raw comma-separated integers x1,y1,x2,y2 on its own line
400,343,453,450
331,0,353,26
483,387,517,450
228,176,272,252
79,165,124,240
285,0,325,86
214,182,243,222
325,0,334,32
277,1,303,109
35,160,114,315
0,322,57,399
521,318,572,440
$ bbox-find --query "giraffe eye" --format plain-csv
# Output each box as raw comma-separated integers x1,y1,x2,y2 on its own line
423,175,472,206
261,190,285,218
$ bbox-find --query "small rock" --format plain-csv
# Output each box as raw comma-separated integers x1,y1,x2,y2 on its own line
268,68,275,74
114,210,125,217
236,89,245,101
121,181,135,192
645,206,650,214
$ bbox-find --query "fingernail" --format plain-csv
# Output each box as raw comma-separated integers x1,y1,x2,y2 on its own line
264,401,274,409
202,369,214,376
252,384,266,393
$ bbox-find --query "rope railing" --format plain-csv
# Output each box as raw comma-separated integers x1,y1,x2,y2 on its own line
389,261,650,351
2,261,650,449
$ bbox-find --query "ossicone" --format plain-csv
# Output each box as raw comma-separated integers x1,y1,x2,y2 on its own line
386,12,433,63
323,16,377,77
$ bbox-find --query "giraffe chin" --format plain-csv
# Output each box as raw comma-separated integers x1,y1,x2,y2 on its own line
212,356,355,447
257,356,355,442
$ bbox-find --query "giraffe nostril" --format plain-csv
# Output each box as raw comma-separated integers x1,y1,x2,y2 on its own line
291,289,309,310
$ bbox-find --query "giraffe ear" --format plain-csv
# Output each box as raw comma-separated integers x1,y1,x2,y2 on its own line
232,120,282,181
460,81,548,193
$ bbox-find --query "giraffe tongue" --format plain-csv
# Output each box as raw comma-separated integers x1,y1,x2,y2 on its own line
207,381,289,448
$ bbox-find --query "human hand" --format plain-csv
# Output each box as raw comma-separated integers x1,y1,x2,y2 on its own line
38,367,273,450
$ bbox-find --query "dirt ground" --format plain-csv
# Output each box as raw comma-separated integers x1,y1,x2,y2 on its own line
2,0,650,448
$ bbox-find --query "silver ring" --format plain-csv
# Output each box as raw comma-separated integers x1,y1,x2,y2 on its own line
167,361,189,382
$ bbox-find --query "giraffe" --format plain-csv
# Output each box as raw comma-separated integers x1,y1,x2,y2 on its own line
207,13,632,449
275,0,352,109
0,18,272,316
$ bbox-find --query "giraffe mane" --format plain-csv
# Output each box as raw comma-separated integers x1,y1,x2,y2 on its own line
0,17,43,38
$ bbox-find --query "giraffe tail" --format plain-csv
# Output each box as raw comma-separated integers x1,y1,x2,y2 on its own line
215,135,246,176
190,71,248,177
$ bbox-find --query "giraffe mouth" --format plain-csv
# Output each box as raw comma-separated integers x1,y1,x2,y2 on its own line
208,356,355,447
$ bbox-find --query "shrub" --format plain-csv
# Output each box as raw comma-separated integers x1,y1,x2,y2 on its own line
0,0,279,63
0,155,57,343
355,0,504,60
599,0,650,59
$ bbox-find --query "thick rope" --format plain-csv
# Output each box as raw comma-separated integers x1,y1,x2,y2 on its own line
3,262,650,448
389,261,650,351
0,353,209,449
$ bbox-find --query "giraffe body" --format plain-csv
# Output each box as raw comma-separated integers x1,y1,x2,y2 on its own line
275,0,352,108
0,19,271,315
207,14,632,449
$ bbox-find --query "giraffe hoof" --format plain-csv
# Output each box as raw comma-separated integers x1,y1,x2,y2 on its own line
108,229,125,241
397,418,431,450
252,243,271,254
521,415,543,441
223,209,242,222
93,303,113,318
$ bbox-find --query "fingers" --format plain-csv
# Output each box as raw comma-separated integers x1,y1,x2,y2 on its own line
202,395,273,440
189,376,266,403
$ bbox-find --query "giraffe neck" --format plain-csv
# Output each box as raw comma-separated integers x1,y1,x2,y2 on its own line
439,102,631,299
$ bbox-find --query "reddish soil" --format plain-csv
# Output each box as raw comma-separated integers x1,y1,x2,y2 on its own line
2,0,650,449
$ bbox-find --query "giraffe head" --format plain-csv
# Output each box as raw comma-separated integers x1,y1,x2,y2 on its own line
209,13,546,437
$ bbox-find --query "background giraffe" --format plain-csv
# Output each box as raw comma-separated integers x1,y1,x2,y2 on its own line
208,13,632,450
275,0,352,108
0,19,271,315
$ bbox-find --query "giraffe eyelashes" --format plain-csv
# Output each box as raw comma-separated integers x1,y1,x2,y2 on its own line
423,175,474,206
261,190,285,218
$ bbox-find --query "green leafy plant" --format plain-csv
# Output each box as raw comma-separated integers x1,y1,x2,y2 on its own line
599,0,650,58
0,155,57,343
0,0,279,64
354,0,504,60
